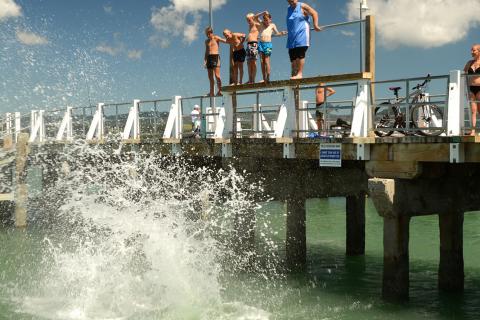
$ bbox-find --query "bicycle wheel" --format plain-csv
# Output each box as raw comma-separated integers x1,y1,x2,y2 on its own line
410,104,444,136
374,102,395,137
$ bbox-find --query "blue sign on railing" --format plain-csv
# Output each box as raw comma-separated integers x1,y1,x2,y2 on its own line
319,143,342,167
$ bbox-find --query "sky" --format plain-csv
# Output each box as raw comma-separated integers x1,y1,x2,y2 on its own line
0,0,479,113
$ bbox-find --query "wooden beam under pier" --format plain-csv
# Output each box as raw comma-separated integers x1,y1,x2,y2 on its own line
222,72,372,92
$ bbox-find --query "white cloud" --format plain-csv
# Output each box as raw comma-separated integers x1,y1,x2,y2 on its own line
16,30,48,45
150,0,228,47
95,43,122,56
103,5,113,15
341,30,355,37
0,0,22,21
346,0,480,49
127,50,143,60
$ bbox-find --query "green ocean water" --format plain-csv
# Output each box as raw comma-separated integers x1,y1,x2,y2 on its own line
0,197,478,320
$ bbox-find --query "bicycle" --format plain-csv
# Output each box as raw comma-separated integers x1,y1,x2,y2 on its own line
374,76,444,137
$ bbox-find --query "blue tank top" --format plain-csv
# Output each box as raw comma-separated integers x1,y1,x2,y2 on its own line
286,2,311,49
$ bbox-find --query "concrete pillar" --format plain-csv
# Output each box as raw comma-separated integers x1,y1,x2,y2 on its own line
383,214,410,301
438,212,464,292
14,133,29,228
285,197,306,271
233,206,256,269
346,193,366,256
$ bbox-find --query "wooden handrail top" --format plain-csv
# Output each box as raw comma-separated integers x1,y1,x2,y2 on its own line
222,72,372,93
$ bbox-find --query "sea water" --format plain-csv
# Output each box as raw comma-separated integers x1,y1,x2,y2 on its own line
0,144,479,320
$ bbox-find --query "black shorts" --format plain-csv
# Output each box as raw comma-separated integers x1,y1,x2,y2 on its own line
470,86,480,96
315,104,324,119
233,48,246,63
289,46,308,62
206,54,220,69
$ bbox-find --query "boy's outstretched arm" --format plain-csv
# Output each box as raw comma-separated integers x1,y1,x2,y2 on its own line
272,24,287,36
254,10,267,22
326,87,336,97
215,36,227,44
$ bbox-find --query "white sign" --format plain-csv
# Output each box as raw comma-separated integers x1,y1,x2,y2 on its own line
319,143,342,167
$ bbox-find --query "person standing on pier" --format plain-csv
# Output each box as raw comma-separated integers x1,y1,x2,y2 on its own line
258,12,287,83
245,12,264,84
286,0,322,80
223,29,246,85
464,44,480,136
315,82,336,133
204,27,226,96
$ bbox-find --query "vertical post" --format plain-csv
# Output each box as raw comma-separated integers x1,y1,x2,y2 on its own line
173,96,182,139
232,93,238,138
284,86,297,138
14,133,29,228
365,15,376,113
438,212,464,292
5,113,12,136
209,0,213,29
383,214,410,301
285,197,306,271
14,112,21,142
350,80,370,137
98,103,105,140
134,100,140,139
447,70,464,136
346,193,366,256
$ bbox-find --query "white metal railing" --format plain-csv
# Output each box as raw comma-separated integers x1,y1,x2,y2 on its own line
0,70,471,149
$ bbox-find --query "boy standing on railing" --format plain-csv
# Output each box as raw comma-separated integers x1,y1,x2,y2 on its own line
204,27,227,96
223,29,246,85
286,0,321,79
258,12,287,83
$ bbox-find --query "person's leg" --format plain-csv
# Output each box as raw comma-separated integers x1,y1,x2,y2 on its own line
265,55,271,82
233,62,238,85
471,91,480,135
260,53,266,82
208,69,214,96
291,58,305,79
291,60,298,77
215,67,222,96
238,62,244,84
252,60,257,83
469,92,477,135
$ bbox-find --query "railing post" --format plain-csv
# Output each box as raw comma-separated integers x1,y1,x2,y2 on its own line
14,112,21,142
29,110,45,143
447,70,464,136
86,103,105,141
366,15,376,103
5,113,12,136
56,107,73,141
174,96,182,139
351,80,370,138
284,86,297,138
122,100,140,140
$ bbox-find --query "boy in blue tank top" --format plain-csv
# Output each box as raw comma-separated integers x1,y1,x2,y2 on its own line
286,0,321,79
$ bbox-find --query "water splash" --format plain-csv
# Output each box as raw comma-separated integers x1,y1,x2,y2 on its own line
7,144,281,319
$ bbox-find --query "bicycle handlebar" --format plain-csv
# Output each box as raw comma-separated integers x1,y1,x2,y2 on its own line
412,74,431,90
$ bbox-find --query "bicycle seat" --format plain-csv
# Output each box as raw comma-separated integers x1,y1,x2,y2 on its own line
389,86,402,91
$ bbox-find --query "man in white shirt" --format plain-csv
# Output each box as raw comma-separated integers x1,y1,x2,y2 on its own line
191,105,201,137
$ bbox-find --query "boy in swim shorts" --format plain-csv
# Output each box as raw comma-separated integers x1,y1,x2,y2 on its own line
204,27,227,96
223,29,246,85
246,12,265,84
258,12,287,83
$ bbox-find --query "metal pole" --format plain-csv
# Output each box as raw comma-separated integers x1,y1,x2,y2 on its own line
209,0,213,28
359,1,363,73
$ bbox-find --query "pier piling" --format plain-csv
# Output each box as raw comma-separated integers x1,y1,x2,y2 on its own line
383,214,410,301
285,196,307,271
346,193,366,256
438,212,464,292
